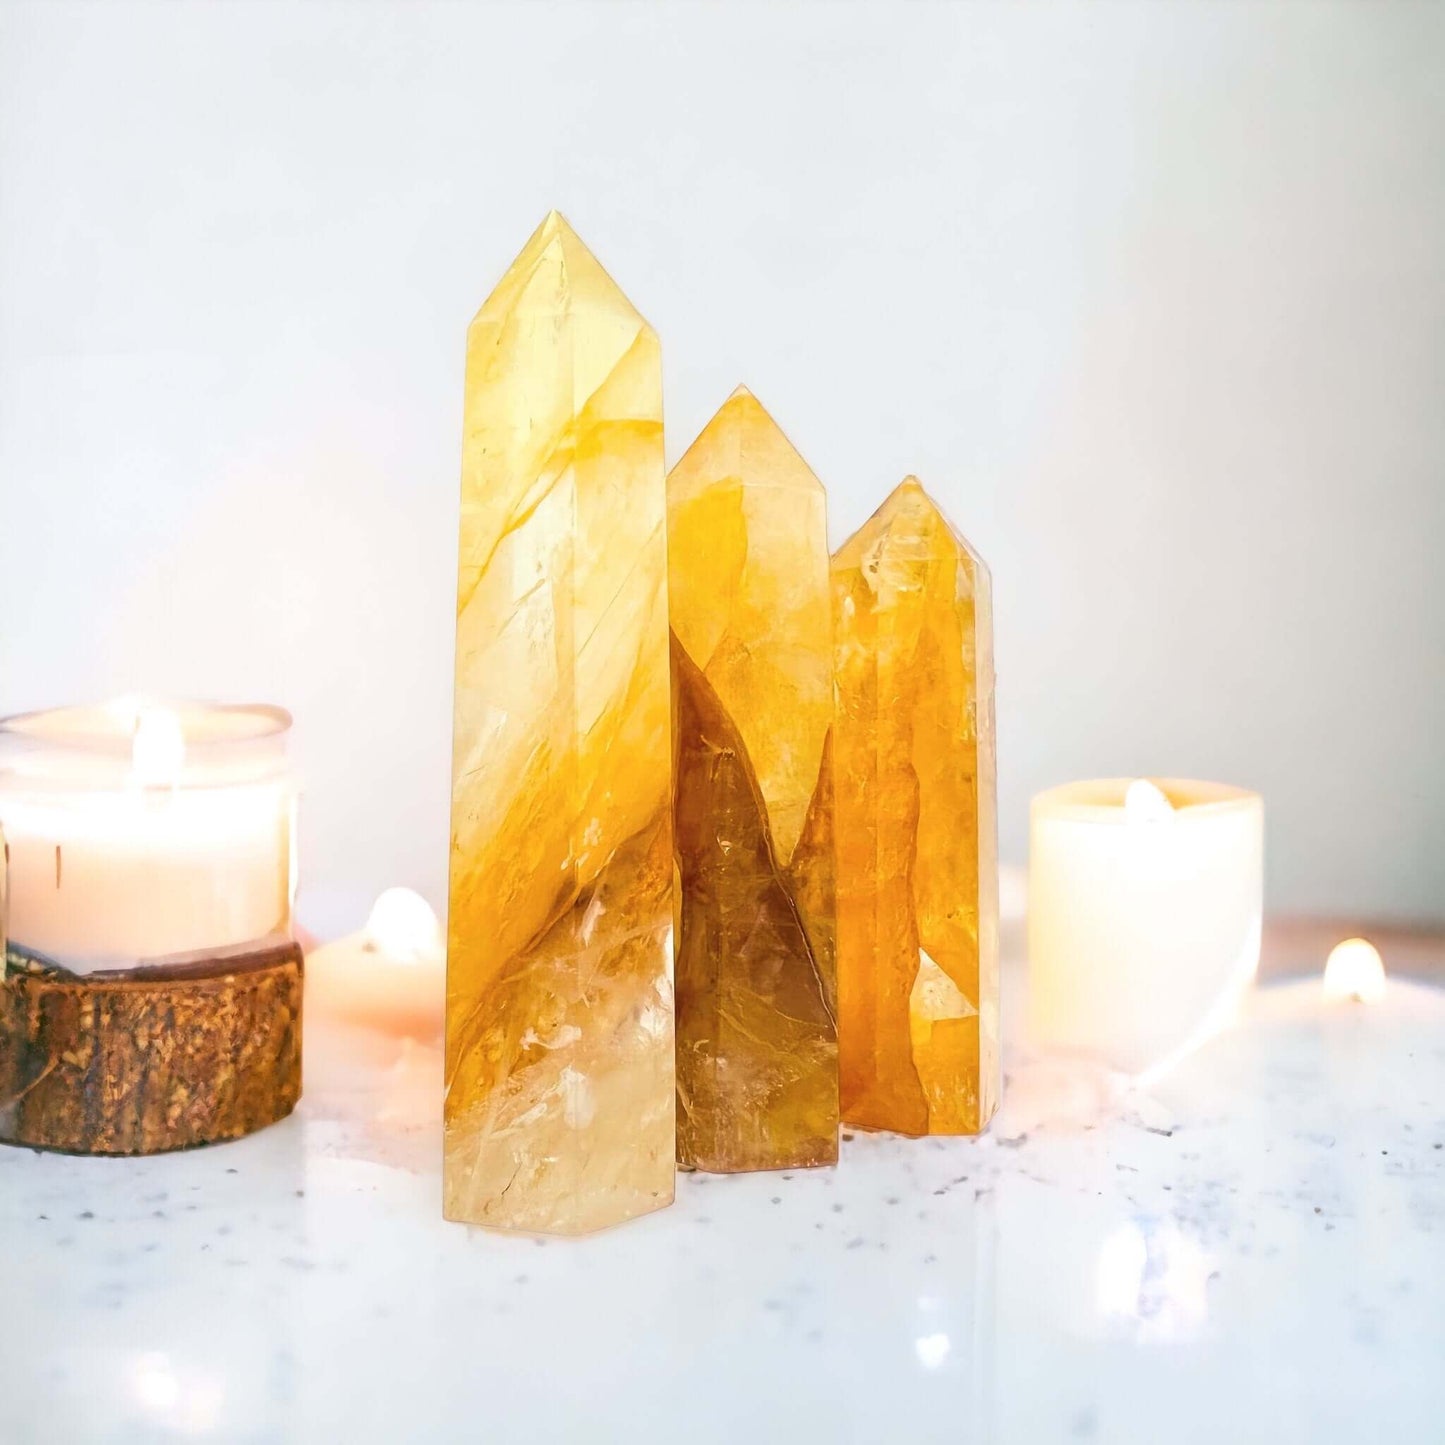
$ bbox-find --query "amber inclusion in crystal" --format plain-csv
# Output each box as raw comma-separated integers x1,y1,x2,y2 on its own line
445,213,674,1232
668,387,839,1172
832,478,999,1136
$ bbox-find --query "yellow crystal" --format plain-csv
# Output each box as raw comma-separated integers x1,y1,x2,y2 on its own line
668,387,838,1171
832,477,999,1135
445,212,675,1232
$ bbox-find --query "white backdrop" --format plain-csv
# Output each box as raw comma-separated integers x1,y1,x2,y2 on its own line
1,1,1441,925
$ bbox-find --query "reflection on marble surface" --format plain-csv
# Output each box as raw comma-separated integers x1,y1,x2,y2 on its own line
1,925,1442,1443
1096,1219,1212,1343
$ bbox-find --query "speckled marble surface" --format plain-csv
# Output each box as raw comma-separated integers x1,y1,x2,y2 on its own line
3,927,1443,1444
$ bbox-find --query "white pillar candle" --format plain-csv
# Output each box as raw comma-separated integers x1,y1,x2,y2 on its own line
1028,778,1264,1075
0,700,295,973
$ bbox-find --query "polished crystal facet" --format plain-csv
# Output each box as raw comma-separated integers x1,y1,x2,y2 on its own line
832,478,999,1135
668,387,838,1172
446,212,675,1232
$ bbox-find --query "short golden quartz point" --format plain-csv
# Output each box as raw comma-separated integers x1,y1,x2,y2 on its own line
832,477,1000,1137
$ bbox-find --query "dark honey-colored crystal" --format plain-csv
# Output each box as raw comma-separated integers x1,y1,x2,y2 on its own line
668,388,838,1172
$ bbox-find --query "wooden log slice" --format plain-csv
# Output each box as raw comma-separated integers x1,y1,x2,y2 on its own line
0,939,302,1155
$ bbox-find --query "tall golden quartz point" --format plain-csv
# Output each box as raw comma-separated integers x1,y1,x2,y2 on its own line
446,212,675,1232
668,387,839,1172
832,478,999,1135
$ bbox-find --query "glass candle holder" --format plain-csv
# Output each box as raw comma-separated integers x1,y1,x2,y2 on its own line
0,700,296,973
1028,778,1264,1077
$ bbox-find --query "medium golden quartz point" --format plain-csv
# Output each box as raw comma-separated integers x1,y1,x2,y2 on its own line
832,478,999,1136
668,387,839,1172
445,212,675,1232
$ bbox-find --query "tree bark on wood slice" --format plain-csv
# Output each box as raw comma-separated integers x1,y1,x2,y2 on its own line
0,940,303,1155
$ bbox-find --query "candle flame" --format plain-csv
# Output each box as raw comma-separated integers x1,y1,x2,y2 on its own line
366,887,442,964
1124,778,1174,822
1322,937,1386,1004
131,707,186,789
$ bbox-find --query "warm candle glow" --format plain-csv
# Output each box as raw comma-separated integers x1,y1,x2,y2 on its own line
1322,937,1386,1004
365,887,441,964
131,707,186,789
1123,777,1174,823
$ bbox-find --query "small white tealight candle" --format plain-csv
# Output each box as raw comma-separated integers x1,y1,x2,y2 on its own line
1028,778,1264,1075
1322,937,1386,1005
305,887,445,1039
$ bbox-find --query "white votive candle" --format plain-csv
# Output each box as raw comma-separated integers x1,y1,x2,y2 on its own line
0,700,295,972
1028,777,1264,1075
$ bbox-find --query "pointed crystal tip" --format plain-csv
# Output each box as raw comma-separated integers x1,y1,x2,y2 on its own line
472,210,649,334
884,475,932,512
834,475,987,571
670,385,823,502
537,208,582,244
